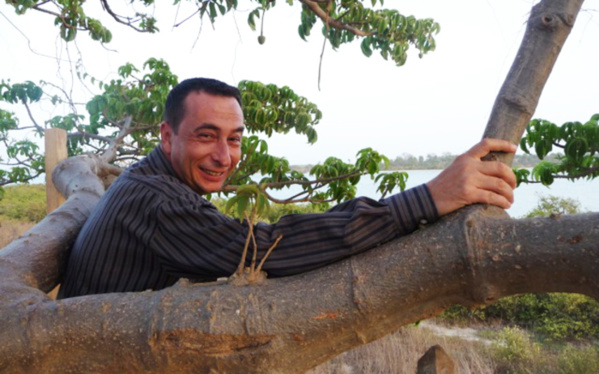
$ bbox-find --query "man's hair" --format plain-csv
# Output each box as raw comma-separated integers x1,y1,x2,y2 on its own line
163,78,242,133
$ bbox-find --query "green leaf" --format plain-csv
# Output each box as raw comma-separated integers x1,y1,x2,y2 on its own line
361,38,373,57
565,138,588,163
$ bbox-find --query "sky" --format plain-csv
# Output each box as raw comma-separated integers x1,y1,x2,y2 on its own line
1,0,598,166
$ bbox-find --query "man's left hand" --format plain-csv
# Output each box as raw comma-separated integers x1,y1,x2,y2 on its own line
426,138,517,216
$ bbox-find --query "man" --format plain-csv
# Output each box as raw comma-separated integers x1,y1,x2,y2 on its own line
58,78,516,298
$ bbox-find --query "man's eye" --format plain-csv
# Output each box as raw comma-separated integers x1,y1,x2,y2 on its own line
197,133,213,140
229,137,242,144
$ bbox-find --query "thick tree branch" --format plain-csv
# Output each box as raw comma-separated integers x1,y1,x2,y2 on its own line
483,0,585,164
1,156,598,373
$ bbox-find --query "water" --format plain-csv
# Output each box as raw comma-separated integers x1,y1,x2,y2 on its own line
37,168,597,218
268,170,599,218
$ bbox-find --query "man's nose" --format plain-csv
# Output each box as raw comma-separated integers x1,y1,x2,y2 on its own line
211,139,231,167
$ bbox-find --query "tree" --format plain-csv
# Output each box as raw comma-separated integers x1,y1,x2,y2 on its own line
1,0,598,372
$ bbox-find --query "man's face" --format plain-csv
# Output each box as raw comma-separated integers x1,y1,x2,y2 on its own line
160,91,244,194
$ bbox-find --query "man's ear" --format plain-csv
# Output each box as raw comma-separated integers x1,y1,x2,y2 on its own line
160,122,173,157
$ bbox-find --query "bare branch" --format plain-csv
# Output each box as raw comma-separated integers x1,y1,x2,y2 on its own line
68,132,113,143
299,0,371,37
23,102,45,132
100,116,133,162
99,0,152,33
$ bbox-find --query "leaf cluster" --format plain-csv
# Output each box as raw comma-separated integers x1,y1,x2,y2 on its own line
298,1,440,66
8,1,439,67
240,80,321,143
222,144,405,220
516,114,599,186
7,0,116,42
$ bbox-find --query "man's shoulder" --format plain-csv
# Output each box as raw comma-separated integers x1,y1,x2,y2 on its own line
118,167,196,201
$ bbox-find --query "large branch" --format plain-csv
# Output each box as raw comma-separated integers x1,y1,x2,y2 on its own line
1,155,598,372
483,0,584,164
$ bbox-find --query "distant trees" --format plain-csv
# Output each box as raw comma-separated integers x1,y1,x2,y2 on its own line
385,152,557,171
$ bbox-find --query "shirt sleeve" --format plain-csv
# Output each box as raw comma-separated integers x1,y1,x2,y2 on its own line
151,184,438,280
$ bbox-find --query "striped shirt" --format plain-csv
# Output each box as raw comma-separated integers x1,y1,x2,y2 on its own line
58,146,438,298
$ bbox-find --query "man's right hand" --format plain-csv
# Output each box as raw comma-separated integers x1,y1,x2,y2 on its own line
426,138,517,216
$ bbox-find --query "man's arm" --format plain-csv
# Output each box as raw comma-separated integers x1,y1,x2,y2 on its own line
426,138,517,216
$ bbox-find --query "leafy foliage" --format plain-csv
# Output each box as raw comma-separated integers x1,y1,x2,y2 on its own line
1,56,408,221
488,326,599,374
490,326,541,373
297,0,440,65
516,114,599,186
524,195,582,218
6,1,439,67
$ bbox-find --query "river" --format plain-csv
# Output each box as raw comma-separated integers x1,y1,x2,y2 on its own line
268,170,599,218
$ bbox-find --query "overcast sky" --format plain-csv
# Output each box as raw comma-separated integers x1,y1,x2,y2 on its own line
1,0,598,165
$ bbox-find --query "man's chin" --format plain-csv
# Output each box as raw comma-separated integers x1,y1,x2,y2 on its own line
193,183,223,195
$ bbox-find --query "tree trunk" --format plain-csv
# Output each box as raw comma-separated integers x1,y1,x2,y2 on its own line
0,0,589,373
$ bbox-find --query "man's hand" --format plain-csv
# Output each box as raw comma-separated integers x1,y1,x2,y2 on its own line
426,138,517,216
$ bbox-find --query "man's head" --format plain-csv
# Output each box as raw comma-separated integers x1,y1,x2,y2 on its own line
163,78,242,134
160,78,244,195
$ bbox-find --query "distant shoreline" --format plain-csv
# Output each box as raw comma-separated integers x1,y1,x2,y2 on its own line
291,153,558,173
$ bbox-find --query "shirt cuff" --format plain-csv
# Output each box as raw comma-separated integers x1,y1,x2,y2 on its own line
383,184,439,236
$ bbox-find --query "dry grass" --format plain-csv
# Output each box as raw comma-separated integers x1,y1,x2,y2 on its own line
0,217,35,249
308,321,496,374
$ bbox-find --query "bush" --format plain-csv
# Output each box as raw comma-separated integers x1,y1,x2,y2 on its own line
524,195,582,218
490,326,541,374
442,293,599,341
557,344,599,374
0,184,46,222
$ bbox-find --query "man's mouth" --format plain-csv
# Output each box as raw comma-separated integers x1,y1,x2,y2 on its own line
200,167,225,177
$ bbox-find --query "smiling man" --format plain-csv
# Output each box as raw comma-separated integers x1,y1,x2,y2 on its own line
161,90,244,195
59,78,516,298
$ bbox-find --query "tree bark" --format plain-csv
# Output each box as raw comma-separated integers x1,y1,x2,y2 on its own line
0,0,591,373
483,0,584,163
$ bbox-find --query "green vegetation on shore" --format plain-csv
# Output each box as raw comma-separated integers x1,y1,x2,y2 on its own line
0,184,46,222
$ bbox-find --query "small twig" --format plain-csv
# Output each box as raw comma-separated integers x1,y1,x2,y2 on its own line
173,7,202,28
250,227,259,274
235,218,253,276
22,102,45,132
256,234,283,274
100,0,151,33
224,170,363,192
0,171,42,187
318,0,333,91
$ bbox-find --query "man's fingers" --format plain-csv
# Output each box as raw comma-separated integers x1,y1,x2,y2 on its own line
467,138,517,159
478,161,517,189
474,176,515,205
475,189,512,209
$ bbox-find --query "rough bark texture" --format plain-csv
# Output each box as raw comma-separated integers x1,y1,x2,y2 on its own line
483,0,584,163
0,0,592,373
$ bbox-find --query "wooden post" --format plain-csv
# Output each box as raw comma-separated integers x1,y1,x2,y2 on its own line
45,128,67,300
45,128,67,214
